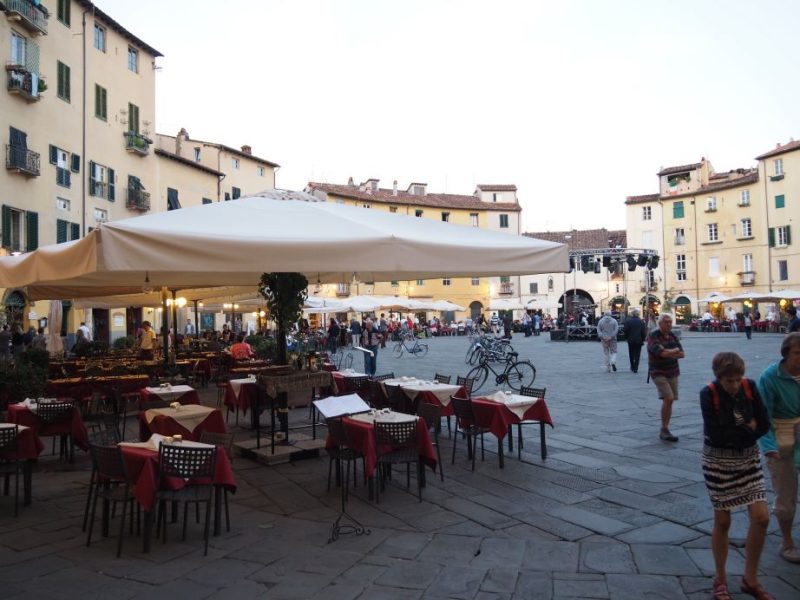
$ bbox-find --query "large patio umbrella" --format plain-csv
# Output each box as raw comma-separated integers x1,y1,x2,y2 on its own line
488,298,526,311
0,192,568,300
697,292,730,303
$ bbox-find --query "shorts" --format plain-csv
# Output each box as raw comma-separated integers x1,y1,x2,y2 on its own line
652,375,678,401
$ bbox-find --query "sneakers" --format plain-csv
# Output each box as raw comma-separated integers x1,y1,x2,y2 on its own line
660,428,679,442
611,363,617,372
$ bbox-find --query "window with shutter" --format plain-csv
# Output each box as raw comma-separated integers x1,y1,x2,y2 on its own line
202,198,212,205
25,211,38,251
128,103,139,133
71,223,80,240
57,0,71,26
57,61,70,102
167,188,181,210
108,168,115,201
9,128,26,149
71,153,80,173
88,160,96,196
232,187,241,199
768,227,775,248
775,194,785,209
49,144,57,164
2,205,11,249
56,219,67,243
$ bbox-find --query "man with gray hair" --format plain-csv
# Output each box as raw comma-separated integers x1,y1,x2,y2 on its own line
647,313,684,442
596,311,619,372
623,308,647,373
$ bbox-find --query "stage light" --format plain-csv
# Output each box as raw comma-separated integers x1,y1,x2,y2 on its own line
648,255,660,269
602,256,611,267
594,261,602,273
581,256,592,273
627,255,637,271
637,254,649,267
569,257,576,271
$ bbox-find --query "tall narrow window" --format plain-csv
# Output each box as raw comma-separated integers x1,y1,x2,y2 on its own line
94,84,107,120
674,227,685,245
194,148,201,162
778,260,788,281
642,206,651,220
232,158,240,169
775,194,785,209
673,201,684,219
740,218,752,238
499,214,509,228
470,213,478,227
57,61,70,102
774,158,784,176
739,190,750,206
57,0,71,26
707,223,719,242
167,188,181,211
708,257,720,278
11,31,26,66
127,103,140,133
127,47,139,73
676,254,687,281
441,212,450,222
232,187,241,199
743,254,753,273
93,24,106,52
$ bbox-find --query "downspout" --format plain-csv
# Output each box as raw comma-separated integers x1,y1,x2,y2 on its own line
81,8,90,235
692,197,700,312
761,162,773,291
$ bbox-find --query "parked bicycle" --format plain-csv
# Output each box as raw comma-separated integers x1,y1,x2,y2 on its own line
465,334,514,365
465,351,535,393
392,334,429,358
330,346,354,370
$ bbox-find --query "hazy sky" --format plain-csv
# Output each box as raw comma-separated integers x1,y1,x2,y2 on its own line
96,0,800,232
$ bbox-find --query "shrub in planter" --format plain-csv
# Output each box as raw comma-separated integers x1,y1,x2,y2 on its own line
0,361,47,408
17,347,50,371
113,335,136,350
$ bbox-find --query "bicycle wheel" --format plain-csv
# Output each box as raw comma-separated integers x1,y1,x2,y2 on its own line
392,342,404,359
468,345,484,366
465,365,489,393
412,343,429,358
505,361,536,391
465,344,476,364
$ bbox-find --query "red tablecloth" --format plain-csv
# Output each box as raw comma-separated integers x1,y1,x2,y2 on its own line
138,387,201,409
119,444,236,511
415,387,467,417
471,396,553,441
0,425,44,460
224,380,259,415
6,403,89,451
138,408,226,442
326,416,437,477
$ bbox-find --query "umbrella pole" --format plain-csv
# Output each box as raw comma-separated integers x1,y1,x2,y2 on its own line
193,299,200,339
161,288,169,368
171,290,179,356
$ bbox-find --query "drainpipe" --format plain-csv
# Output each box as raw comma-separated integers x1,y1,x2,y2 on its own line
761,162,773,291
692,197,700,313
81,8,90,236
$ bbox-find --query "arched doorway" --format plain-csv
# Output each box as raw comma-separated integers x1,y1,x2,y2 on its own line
469,301,483,320
3,290,26,327
674,295,691,324
558,289,594,316
608,295,629,318
640,294,661,319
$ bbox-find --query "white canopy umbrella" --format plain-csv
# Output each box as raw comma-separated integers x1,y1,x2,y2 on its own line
723,289,800,303
488,298,526,311
527,298,562,310
431,300,466,312
697,292,730,303
0,192,568,300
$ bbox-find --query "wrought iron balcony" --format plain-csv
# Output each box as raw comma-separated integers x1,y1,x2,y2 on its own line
124,131,152,155
3,0,49,35
6,65,44,101
126,188,150,211
739,271,756,286
5,144,40,176
499,282,514,295
336,283,350,297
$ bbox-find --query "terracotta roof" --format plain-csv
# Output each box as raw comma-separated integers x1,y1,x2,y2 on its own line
662,170,758,199
306,182,522,212
204,142,280,168
625,193,660,205
155,149,224,176
476,184,518,192
657,162,703,177
755,139,800,160
76,1,163,57
523,228,626,251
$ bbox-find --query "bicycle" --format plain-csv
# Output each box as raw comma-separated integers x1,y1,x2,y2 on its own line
465,334,514,365
330,346,354,370
465,351,536,393
392,334,429,358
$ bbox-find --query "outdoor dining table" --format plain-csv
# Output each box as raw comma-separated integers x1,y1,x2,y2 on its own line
6,400,90,453
224,377,259,417
118,435,237,551
138,404,226,442
45,374,151,401
380,377,465,416
0,423,44,505
139,385,201,409
471,391,554,462
326,410,437,499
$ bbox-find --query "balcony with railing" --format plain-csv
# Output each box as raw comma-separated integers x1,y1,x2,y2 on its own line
499,282,514,295
336,283,350,297
739,271,756,286
126,188,150,211
124,131,152,155
5,144,40,176
3,0,49,35
6,65,44,101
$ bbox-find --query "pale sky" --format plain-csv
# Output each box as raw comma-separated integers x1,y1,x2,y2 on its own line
96,0,800,232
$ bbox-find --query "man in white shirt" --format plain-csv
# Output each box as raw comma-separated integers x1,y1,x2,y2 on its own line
185,319,196,336
79,322,92,341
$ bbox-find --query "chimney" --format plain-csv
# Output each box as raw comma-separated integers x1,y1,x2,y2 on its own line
176,128,188,154
392,180,398,196
241,145,252,155
347,176,355,186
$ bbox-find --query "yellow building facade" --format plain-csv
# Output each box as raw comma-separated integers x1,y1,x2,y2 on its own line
306,179,522,321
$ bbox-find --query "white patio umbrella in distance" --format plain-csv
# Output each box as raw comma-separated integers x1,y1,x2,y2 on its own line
431,300,467,312
697,292,730,303
488,298,526,311
0,192,568,301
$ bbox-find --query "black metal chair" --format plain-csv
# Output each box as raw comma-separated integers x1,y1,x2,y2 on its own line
325,418,365,500
372,373,395,381
515,386,548,459
0,425,22,517
37,400,76,462
365,379,388,409
450,396,489,471
198,430,235,533
347,375,370,397
456,375,475,398
374,419,422,502
416,402,444,482
434,373,451,384
154,443,216,556
86,443,138,557
385,384,413,414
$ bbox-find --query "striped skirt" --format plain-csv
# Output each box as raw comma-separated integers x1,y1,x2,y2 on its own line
702,444,766,511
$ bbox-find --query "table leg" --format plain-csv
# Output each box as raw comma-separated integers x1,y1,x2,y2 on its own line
507,425,514,453
498,437,504,468
23,460,33,505
142,509,153,553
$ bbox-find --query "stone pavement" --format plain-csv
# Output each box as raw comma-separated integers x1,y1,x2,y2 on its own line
1,331,799,599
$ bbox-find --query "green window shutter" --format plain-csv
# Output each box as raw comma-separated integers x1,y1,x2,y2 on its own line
768,227,775,248
108,168,115,201
94,84,100,117
71,153,80,173
775,194,785,209
25,211,38,251
128,103,139,133
2,205,11,249
56,219,67,243
88,161,96,196
70,222,80,241
65,64,70,101
232,187,241,199
202,197,212,205
102,87,107,119
49,144,57,164
787,225,792,246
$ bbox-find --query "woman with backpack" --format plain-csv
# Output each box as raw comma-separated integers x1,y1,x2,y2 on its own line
700,352,773,600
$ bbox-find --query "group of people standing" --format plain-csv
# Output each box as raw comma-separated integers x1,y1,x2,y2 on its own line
0,323,48,360
326,315,388,376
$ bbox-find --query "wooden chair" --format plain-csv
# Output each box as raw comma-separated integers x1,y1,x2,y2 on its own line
0,425,21,517
450,396,490,471
516,386,548,459
416,402,444,482
198,430,235,532
374,419,422,502
86,443,137,557
154,443,216,556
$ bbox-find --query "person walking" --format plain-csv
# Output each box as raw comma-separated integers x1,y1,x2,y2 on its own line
700,352,773,600
533,313,542,336
522,311,532,337
623,308,647,373
596,311,619,373
490,312,500,335
350,318,362,348
743,312,753,340
647,313,684,442
361,319,381,377
788,306,800,333
757,332,800,565
327,317,339,355
0,325,11,362
379,313,388,348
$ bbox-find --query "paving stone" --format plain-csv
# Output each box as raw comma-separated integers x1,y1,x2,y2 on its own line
424,565,486,599
617,521,702,545
606,573,688,599
470,537,527,570
479,567,520,594
355,585,422,599
553,575,609,598
417,533,483,566
522,540,580,572
613,466,682,483
515,570,553,599
373,560,441,589
630,544,701,576
580,542,636,574
548,452,614,469
516,510,593,541
685,546,747,577
546,506,632,536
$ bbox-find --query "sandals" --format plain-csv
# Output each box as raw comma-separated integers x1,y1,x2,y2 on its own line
740,578,775,600
712,578,732,600
779,545,800,563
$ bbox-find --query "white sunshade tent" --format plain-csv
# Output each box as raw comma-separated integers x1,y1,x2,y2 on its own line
697,292,730,303
488,298,526,311
0,192,568,300
527,298,562,310
723,289,800,303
